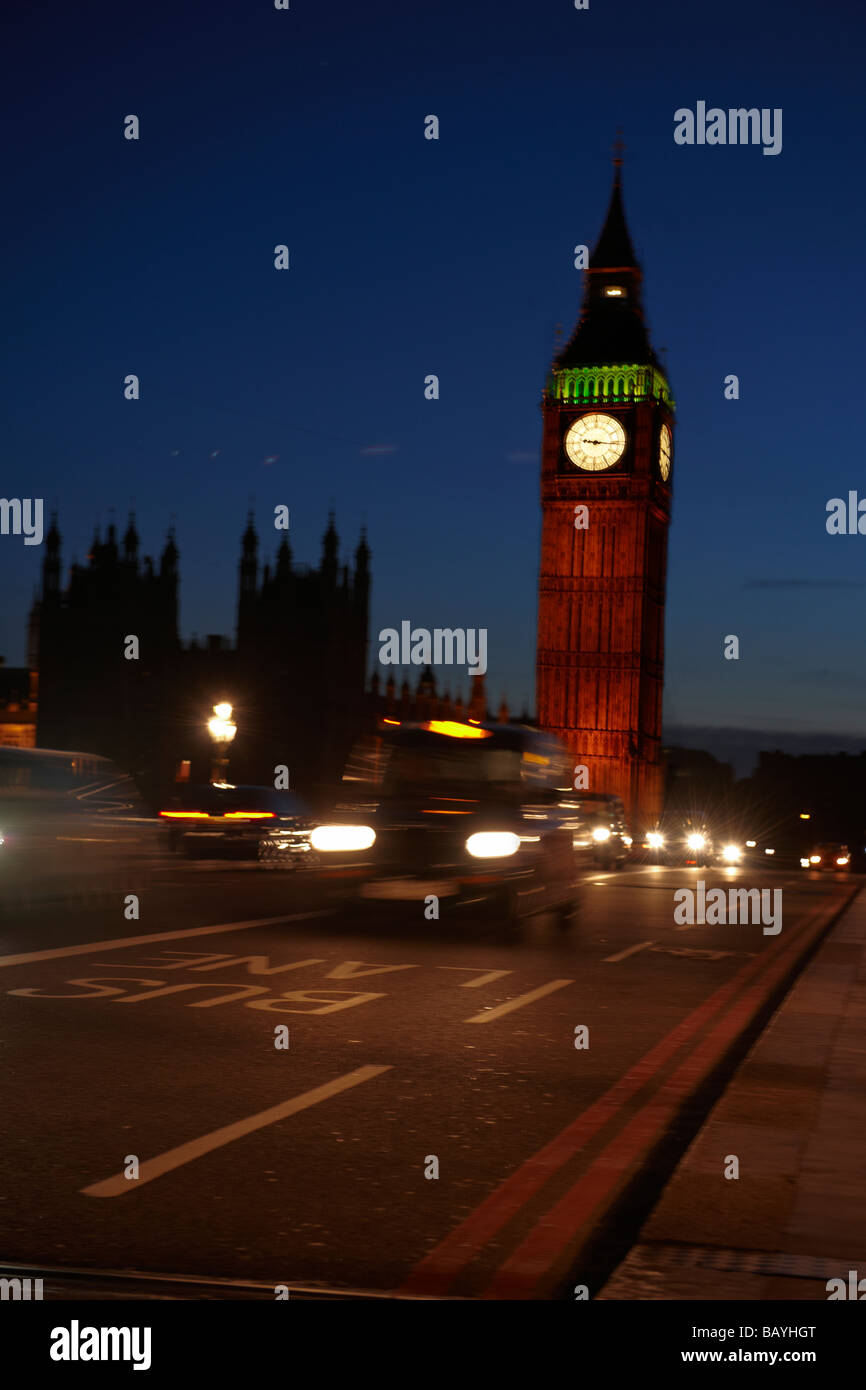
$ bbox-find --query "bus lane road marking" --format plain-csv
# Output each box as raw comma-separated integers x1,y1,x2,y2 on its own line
3,943,525,1018
81,1065,393,1197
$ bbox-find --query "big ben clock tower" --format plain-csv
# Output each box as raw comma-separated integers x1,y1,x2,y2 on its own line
535,152,674,832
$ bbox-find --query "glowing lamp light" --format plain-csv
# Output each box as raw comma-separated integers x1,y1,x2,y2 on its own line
208,703,237,743
208,716,237,742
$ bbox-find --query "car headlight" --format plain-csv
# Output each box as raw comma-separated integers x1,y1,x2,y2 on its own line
465,831,521,858
721,844,741,863
310,825,376,852
800,858,811,868
592,826,611,842
810,855,821,864
647,831,664,849
836,856,849,866
687,833,706,851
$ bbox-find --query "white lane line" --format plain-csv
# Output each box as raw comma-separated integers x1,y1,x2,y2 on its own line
603,939,654,963
0,912,332,969
81,1065,392,1197
463,978,573,1023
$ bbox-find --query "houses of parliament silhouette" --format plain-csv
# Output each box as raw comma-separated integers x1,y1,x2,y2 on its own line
25,513,371,803
19,512,510,805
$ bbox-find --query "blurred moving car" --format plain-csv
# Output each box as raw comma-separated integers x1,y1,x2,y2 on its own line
159,784,315,864
801,843,851,872
310,719,582,929
571,792,631,869
0,745,143,815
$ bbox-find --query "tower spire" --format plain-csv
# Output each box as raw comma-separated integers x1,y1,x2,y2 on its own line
612,126,625,182
555,150,656,370
590,155,637,272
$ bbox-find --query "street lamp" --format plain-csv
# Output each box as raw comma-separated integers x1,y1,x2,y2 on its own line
207,702,236,784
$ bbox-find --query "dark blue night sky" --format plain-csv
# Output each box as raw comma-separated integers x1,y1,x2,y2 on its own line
3,0,865,770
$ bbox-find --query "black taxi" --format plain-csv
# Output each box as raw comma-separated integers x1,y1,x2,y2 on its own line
310,719,583,929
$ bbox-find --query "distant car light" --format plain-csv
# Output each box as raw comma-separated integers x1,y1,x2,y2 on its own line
745,840,756,848
810,854,821,864
647,831,664,849
592,826,611,842
310,825,376,852
622,835,633,847
687,833,706,851
836,856,850,866
721,844,741,863
800,858,811,868
765,848,775,855
466,831,521,858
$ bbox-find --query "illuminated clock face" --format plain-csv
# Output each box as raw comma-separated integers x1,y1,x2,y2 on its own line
564,413,627,472
658,423,672,481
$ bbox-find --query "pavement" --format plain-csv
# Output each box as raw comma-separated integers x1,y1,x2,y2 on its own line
599,881,866,1300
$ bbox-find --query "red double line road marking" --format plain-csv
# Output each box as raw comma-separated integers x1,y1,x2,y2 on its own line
400,899,844,1298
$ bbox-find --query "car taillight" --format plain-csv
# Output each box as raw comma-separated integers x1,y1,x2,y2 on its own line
160,810,210,819
224,811,276,819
